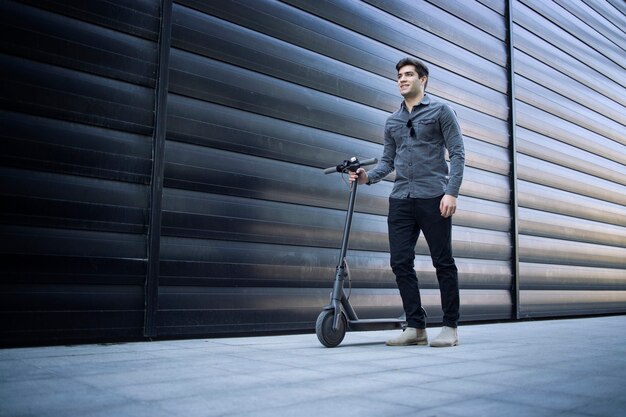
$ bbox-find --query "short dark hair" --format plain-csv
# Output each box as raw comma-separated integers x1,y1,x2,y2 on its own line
396,57,429,89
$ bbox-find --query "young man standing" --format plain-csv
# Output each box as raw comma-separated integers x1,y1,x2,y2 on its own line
350,57,464,347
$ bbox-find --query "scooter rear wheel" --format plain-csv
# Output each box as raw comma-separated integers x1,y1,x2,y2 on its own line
315,309,347,347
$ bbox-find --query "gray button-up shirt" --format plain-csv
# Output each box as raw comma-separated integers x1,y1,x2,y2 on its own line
367,95,465,198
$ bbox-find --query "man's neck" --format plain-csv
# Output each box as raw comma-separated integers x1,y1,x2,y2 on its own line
404,93,424,112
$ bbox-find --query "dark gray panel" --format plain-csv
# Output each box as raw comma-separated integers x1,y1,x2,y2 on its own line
156,287,511,335
1,54,154,135
168,50,386,143
514,50,625,124
520,290,626,317
519,235,626,269
555,0,626,51
1,111,152,183
514,0,626,318
0,0,159,346
516,100,626,163
473,0,506,15
513,22,625,107
0,167,149,233
0,284,144,345
582,0,626,38
171,3,509,121
516,127,626,186
17,0,161,40
515,76,625,144
160,189,510,261
163,142,511,208
167,94,509,178
518,181,626,227
520,0,625,72
0,1,158,87
518,207,626,248
520,262,626,291
363,0,507,63
517,154,626,206
0,225,146,259
425,0,506,40
159,236,511,290
282,0,508,93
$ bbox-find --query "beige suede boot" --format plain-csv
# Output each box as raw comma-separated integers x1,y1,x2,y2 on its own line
429,326,458,347
385,328,428,346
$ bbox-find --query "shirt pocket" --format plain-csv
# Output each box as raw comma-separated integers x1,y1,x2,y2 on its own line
389,124,408,148
417,118,440,143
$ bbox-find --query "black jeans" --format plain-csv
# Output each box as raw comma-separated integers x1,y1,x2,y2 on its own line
388,196,459,329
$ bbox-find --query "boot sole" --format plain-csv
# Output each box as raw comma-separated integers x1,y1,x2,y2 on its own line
385,340,428,346
429,340,459,347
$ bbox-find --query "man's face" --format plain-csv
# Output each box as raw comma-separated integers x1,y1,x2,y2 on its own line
397,65,427,98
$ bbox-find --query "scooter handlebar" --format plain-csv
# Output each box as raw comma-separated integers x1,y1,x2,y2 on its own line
323,157,378,174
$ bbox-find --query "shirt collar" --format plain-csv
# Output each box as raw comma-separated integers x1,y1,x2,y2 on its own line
401,94,430,112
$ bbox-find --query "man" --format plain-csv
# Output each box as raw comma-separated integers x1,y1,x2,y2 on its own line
350,57,464,347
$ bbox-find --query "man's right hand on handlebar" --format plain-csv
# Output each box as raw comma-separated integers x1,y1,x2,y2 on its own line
349,168,369,185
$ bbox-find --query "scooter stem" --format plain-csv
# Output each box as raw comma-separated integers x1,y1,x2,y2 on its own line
338,180,358,263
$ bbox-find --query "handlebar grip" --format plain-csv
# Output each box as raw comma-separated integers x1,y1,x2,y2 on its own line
360,158,378,167
323,165,339,174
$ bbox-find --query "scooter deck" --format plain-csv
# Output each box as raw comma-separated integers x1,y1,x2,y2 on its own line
348,318,406,331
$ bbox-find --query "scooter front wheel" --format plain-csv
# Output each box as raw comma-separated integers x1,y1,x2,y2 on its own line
315,309,347,347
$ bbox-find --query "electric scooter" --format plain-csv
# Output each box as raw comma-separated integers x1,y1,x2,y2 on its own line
316,156,406,347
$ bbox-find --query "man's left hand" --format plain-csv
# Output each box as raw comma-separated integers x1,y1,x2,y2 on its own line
440,195,457,218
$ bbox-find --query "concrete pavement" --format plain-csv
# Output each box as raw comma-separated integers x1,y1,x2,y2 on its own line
1,315,625,417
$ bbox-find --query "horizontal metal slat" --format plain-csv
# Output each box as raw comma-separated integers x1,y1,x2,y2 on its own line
519,235,626,269
426,0,506,40
282,0,508,93
168,50,386,143
515,76,625,145
514,50,625,125
155,287,511,335
159,236,511,290
582,0,626,37
517,154,626,206
171,4,509,120
0,254,146,286
1,111,152,183
554,0,626,51
0,54,155,135
516,127,626,186
519,207,626,247
518,181,626,227
0,225,146,259
161,192,510,258
520,290,626,317
163,143,511,207
516,101,626,163
162,188,510,235
513,24,625,107
0,167,149,208
363,0,507,64
17,0,161,40
520,262,626,290
519,0,625,72
0,1,157,87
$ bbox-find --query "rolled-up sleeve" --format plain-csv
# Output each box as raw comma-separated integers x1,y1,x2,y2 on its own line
366,124,396,184
440,105,465,197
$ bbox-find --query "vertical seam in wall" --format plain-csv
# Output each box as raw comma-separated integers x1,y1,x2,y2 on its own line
145,0,173,338
507,0,521,320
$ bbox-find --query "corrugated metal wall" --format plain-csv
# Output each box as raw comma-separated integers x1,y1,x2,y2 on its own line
512,0,626,316
0,0,161,344
0,0,624,346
